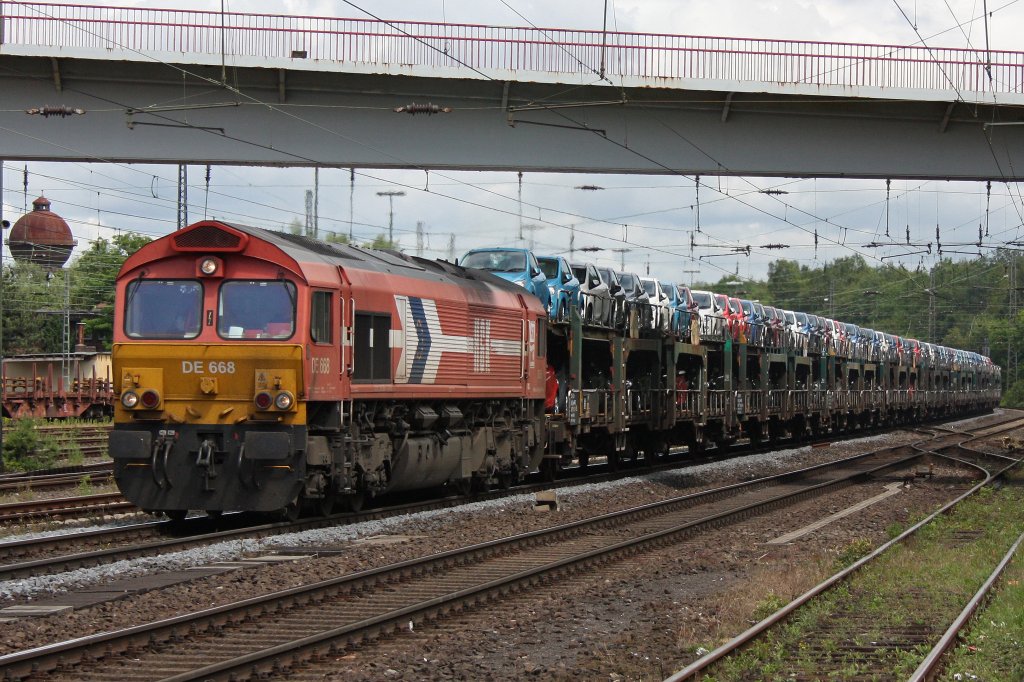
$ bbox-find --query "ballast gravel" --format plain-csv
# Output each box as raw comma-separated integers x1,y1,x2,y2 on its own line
0,410,1015,680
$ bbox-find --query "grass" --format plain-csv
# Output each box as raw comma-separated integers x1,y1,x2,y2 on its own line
695,472,1024,681
76,475,94,496
939,541,1024,681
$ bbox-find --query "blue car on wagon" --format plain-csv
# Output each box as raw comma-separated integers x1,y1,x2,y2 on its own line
459,247,552,312
537,255,580,321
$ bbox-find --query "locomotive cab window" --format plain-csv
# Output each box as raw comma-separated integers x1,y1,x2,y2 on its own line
124,280,203,339
310,290,332,344
353,312,391,382
217,280,296,339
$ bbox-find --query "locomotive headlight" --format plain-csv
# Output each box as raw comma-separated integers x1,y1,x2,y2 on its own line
140,389,161,409
254,391,274,410
274,391,294,410
199,257,219,275
121,391,140,408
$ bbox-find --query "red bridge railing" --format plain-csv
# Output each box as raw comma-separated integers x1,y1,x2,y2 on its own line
1,2,1022,95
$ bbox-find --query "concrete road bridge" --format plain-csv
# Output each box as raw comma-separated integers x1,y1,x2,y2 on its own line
1,1,1023,180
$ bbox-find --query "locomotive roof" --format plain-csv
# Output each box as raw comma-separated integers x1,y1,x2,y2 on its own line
216,221,529,295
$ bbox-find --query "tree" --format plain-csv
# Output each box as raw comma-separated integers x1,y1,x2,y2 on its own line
1,261,65,355
68,233,151,350
325,231,350,245
364,234,398,250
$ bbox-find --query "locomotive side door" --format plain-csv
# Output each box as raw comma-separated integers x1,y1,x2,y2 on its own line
306,287,343,400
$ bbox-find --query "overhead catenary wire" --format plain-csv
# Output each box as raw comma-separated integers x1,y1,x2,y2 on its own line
4,0,1019,280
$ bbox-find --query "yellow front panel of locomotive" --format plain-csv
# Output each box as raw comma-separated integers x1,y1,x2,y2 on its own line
113,343,306,425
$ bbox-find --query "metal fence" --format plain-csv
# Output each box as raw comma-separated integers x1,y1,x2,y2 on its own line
2,2,1021,94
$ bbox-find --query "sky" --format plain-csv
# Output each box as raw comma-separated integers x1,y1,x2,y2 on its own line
2,0,1024,292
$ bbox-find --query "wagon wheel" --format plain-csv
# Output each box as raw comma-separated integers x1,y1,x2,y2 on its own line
606,450,619,472
621,437,638,464
497,471,513,490
540,458,559,483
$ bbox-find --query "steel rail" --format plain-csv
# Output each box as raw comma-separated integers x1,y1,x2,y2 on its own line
909,530,1024,682
0,492,131,523
663,435,1023,681
0,435,956,680
0,418,927,576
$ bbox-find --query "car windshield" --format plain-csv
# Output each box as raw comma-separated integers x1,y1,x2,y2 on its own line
124,279,203,339
692,291,713,309
597,268,617,286
660,282,674,299
537,257,560,279
642,279,659,297
461,250,525,272
740,300,753,314
571,266,587,281
218,280,297,339
728,299,742,314
784,311,796,323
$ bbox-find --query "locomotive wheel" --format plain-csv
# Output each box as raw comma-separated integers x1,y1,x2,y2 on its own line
341,493,365,513
280,501,301,522
165,510,187,522
452,478,472,497
315,495,335,517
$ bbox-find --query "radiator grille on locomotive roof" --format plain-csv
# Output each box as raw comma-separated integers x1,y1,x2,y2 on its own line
174,225,242,249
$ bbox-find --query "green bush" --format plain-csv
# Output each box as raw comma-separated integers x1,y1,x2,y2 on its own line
833,538,874,570
2,419,60,472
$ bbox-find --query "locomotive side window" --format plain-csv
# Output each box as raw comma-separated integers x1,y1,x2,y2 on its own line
310,290,332,344
124,280,202,339
353,312,391,382
218,280,296,339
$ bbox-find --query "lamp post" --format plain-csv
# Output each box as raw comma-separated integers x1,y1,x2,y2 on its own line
376,190,405,246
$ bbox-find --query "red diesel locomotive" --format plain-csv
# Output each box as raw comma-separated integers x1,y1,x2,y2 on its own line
108,221,548,518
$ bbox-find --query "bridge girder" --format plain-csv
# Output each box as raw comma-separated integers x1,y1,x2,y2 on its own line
2,55,1023,181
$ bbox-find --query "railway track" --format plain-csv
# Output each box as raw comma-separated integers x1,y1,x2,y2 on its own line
0,492,133,524
0,462,114,494
664,429,1024,681
2,417,1017,681
0,417,975,580
0,424,112,487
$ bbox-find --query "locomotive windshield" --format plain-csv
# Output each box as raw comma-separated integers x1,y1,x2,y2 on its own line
218,280,296,339
124,280,203,339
